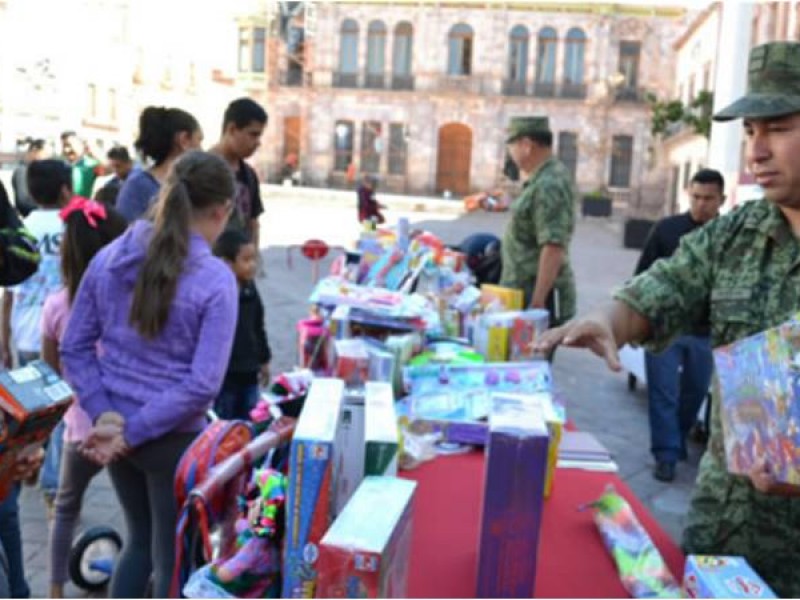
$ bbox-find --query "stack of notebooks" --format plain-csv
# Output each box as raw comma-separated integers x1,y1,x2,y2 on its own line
557,431,617,472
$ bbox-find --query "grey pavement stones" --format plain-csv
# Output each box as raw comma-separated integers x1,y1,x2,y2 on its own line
18,195,697,598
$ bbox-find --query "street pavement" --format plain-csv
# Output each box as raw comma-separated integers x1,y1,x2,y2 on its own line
18,187,700,597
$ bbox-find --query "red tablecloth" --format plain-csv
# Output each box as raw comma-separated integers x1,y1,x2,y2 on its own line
400,451,685,598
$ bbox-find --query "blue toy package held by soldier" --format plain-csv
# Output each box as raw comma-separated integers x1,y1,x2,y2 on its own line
713,317,800,484
683,556,777,598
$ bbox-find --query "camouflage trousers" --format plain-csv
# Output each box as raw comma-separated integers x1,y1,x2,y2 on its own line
683,452,800,597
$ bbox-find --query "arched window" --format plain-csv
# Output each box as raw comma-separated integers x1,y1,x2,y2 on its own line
563,27,586,98
393,21,414,89
507,25,529,88
448,23,474,76
366,20,387,88
337,18,359,87
535,26,557,97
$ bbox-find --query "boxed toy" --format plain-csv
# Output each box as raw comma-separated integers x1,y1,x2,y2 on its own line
713,318,800,484
479,284,523,311
683,556,777,598
283,378,345,598
316,477,417,599
332,394,365,518
364,382,398,477
333,339,370,387
473,313,514,362
509,310,550,361
0,360,74,500
476,398,549,597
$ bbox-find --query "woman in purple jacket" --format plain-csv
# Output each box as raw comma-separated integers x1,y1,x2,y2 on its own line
60,150,238,598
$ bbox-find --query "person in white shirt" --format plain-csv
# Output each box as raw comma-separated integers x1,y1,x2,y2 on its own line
1,159,70,520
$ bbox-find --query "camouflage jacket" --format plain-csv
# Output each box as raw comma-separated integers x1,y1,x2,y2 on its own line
499,156,577,324
615,199,800,597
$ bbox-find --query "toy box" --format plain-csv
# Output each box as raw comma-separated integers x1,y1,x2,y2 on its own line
333,339,370,387
283,378,345,598
316,477,417,599
479,284,523,311
364,382,398,477
683,556,777,598
0,360,74,500
713,318,800,484
332,394,365,518
473,313,514,362
509,310,550,361
476,399,549,598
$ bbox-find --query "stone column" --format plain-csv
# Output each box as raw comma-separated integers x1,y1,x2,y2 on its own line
708,2,753,208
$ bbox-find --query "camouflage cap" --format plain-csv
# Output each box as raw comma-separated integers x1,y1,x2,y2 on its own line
505,116,550,143
714,42,800,122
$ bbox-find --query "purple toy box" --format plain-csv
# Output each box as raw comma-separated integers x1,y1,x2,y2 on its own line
476,400,549,598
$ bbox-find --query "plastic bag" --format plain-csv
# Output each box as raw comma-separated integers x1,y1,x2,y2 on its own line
589,486,680,598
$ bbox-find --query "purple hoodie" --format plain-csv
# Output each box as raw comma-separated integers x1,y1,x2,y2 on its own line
60,220,238,448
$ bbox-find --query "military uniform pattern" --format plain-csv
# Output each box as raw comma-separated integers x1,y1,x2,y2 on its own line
615,199,800,597
499,157,577,325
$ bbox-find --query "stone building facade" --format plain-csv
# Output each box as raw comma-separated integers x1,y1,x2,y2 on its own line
251,1,687,203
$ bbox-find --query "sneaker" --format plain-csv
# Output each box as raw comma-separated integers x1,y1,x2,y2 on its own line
653,461,676,482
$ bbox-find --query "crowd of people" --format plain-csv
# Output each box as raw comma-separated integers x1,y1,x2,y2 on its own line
0,97,272,598
0,38,797,600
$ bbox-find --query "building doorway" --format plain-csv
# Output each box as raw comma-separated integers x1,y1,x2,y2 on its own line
435,123,472,196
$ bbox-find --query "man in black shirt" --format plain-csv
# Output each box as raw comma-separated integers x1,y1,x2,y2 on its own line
634,168,725,482
211,98,267,252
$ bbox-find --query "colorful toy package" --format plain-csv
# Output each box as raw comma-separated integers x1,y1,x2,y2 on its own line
683,555,777,598
713,318,800,484
333,339,370,387
589,486,680,598
479,284,523,311
476,398,549,597
363,382,398,478
283,378,345,598
316,477,417,599
509,309,551,361
0,360,73,499
472,313,515,361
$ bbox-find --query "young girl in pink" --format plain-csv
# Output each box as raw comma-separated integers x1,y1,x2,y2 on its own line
43,197,127,599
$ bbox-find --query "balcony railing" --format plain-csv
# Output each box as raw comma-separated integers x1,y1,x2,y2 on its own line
332,72,359,88
560,82,587,99
279,69,306,87
533,81,556,98
502,79,527,96
391,74,415,91
615,86,646,103
364,73,385,89
438,75,494,95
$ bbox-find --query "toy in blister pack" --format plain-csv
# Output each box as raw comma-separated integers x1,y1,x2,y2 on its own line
589,486,680,599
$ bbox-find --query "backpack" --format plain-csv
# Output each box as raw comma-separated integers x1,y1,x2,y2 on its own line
171,420,253,597
0,182,39,287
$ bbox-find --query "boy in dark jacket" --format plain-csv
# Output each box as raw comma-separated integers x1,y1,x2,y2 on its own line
213,230,271,420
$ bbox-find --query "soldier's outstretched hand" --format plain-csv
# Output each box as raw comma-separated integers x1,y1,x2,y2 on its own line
533,314,622,372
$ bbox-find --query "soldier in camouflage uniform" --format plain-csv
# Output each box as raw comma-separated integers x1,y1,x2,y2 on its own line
500,117,577,327
535,42,800,597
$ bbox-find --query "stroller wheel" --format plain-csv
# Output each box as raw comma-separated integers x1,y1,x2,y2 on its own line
69,525,123,591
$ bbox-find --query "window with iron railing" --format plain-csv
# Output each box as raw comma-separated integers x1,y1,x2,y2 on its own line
616,41,641,101
361,121,382,173
393,21,413,90
507,24,529,90
365,20,386,89
557,132,578,181
337,18,359,86
334,120,355,171
609,135,634,188
448,23,474,76
388,123,408,175
535,26,557,97
562,28,586,98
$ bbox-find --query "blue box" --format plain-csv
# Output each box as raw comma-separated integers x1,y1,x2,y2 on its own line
282,378,344,598
683,556,777,598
